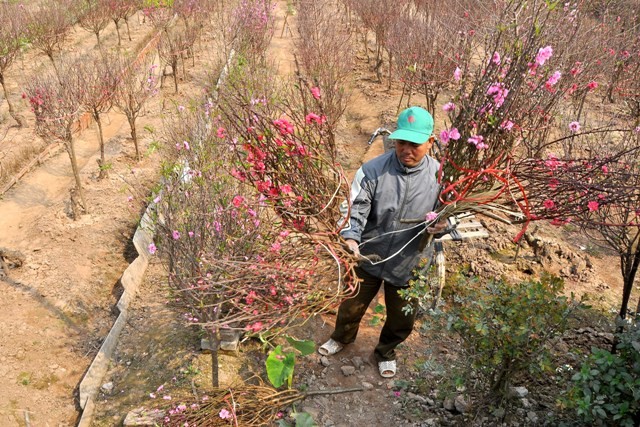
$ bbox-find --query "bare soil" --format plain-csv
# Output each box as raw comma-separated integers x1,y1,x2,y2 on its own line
0,2,626,426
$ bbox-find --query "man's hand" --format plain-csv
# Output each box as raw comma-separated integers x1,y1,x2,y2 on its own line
426,219,448,234
344,239,360,256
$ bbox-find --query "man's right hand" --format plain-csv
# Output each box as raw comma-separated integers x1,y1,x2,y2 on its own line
345,239,360,256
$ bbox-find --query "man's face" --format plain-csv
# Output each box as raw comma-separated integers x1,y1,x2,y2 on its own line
394,138,433,167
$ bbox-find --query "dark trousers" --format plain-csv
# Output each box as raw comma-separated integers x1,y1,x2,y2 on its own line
330,267,418,362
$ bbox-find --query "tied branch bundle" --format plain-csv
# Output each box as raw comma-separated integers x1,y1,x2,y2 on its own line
159,377,362,426
158,68,358,338
170,228,358,334
424,0,613,240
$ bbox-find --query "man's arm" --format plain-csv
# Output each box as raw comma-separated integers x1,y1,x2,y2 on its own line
339,167,373,244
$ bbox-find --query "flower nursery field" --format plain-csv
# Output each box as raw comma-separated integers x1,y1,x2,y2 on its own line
0,0,636,426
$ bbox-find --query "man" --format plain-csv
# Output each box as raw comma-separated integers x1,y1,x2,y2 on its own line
319,106,446,378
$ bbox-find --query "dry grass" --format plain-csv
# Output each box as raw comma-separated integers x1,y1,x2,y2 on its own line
0,141,46,191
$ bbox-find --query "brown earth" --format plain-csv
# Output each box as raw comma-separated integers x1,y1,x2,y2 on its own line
0,2,628,427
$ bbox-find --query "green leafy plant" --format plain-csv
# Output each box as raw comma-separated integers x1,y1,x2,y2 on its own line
369,303,386,326
442,273,578,403
399,260,437,313
145,140,160,156
266,337,315,389
17,372,31,386
266,345,296,388
567,324,640,426
98,160,112,172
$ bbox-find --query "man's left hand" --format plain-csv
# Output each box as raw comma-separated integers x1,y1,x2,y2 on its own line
427,219,448,234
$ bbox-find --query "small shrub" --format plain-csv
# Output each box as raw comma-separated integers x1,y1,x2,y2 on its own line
399,259,437,312
441,273,578,403
567,324,640,426
17,371,31,386
369,303,385,326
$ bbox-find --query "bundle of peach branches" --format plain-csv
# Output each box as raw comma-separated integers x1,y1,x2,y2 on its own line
159,378,362,426
168,225,357,334
158,69,358,338
414,0,608,242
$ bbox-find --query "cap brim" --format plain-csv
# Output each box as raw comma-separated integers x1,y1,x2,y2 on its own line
388,129,431,144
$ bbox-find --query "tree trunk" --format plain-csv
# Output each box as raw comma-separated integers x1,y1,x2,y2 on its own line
490,368,509,401
575,90,587,122
606,62,624,103
397,80,407,113
182,53,187,79
47,52,60,79
613,248,640,352
280,13,289,38
128,114,140,160
0,74,23,127
209,329,219,388
387,50,392,91
65,137,87,213
125,18,132,41
113,20,122,46
173,57,179,94
619,249,640,322
94,110,107,179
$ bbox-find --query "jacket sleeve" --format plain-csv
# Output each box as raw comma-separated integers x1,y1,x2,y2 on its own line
339,167,372,243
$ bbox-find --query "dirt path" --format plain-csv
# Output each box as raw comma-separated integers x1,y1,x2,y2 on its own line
265,3,430,425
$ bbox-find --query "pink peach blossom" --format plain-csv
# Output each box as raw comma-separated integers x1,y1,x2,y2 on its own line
425,211,438,222
439,129,450,144
453,67,462,81
500,120,514,131
568,121,581,133
546,71,561,87
232,195,245,207
535,46,553,66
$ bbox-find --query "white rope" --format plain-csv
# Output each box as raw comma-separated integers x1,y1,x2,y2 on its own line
359,213,442,265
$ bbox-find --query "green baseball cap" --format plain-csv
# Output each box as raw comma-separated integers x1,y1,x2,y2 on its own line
388,107,434,144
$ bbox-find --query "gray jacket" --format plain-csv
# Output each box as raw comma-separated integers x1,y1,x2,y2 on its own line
340,151,441,286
